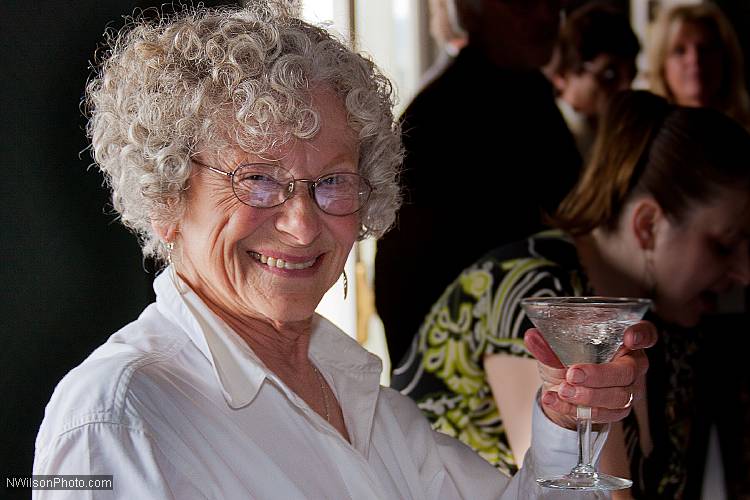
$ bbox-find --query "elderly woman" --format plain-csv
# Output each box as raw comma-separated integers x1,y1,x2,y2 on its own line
33,3,654,498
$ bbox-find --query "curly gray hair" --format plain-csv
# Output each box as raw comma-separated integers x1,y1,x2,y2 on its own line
86,1,402,261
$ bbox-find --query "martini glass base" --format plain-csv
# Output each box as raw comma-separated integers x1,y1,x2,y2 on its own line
537,472,632,491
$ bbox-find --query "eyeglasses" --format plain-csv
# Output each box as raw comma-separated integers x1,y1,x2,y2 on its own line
193,160,373,216
581,61,634,88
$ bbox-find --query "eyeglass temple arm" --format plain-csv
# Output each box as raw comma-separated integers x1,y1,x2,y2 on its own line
192,159,233,178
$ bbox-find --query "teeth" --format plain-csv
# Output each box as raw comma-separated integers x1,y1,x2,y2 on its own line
250,251,316,270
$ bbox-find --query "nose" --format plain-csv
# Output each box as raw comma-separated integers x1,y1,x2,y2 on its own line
684,46,700,67
274,186,322,245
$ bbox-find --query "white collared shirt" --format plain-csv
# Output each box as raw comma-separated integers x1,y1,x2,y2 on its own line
34,270,607,499
556,97,595,163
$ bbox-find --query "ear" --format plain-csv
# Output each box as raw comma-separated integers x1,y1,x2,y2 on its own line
551,72,568,94
630,197,662,251
151,221,179,243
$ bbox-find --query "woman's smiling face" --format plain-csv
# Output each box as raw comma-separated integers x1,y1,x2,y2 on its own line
173,89,360,324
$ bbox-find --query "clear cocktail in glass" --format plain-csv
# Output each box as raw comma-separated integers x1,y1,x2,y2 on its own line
520,296,652,491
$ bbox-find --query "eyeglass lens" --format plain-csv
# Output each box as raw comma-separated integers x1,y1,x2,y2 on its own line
232,164,369,215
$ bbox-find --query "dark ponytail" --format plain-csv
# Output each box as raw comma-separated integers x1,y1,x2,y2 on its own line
550,90,750,235
550,90,671,234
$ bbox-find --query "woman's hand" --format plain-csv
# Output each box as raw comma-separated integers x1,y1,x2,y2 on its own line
524,320,657,430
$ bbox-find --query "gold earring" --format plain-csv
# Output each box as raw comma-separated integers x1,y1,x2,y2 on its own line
166,241,185,294
342,269,348,300
166,241,175,265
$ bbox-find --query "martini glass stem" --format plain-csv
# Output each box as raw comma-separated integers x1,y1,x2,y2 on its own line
573,405,596,476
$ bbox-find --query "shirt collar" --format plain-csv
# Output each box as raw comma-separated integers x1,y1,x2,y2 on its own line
556,98,589,136
153,269,383,453
154,269,267,408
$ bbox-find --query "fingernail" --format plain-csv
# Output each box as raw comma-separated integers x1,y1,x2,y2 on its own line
632,329,641,345
559,385,576,398
567,368,585,384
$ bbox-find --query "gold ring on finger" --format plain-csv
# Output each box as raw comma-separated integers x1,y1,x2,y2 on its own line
624,392,634,409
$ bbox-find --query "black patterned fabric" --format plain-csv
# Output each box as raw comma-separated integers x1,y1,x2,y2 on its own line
392,231,588,475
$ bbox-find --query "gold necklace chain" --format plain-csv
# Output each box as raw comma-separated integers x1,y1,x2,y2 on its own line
312,365,330,423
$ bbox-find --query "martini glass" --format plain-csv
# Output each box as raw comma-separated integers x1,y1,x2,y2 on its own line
520,296,651,491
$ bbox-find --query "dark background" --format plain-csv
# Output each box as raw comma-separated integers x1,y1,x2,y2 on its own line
0,1,239,497
1,1,749,499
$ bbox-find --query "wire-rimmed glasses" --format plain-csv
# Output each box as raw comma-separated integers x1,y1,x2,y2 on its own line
581,60,633,89
193,160,373,216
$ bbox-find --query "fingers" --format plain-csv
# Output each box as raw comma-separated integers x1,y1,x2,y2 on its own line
536,320,657,428
528,321,656,386
524,328,564,368
555,383,635,409
612,321,657,361
538,365,566,388
622,321,658,350
542,391,632,424
567,347,649,388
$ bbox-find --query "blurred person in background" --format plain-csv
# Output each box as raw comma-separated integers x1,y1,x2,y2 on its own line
419,0,468,88
375,0,582,366
648,2,750,129
32,3,656,498
649,4,750,497
392,91,750,499
545,1,640,162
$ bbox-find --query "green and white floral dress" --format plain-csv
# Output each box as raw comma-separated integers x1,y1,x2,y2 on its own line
391,231,588,475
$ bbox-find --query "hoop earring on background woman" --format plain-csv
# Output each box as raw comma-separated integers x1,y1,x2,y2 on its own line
166,241,186,295
342,269,348,300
